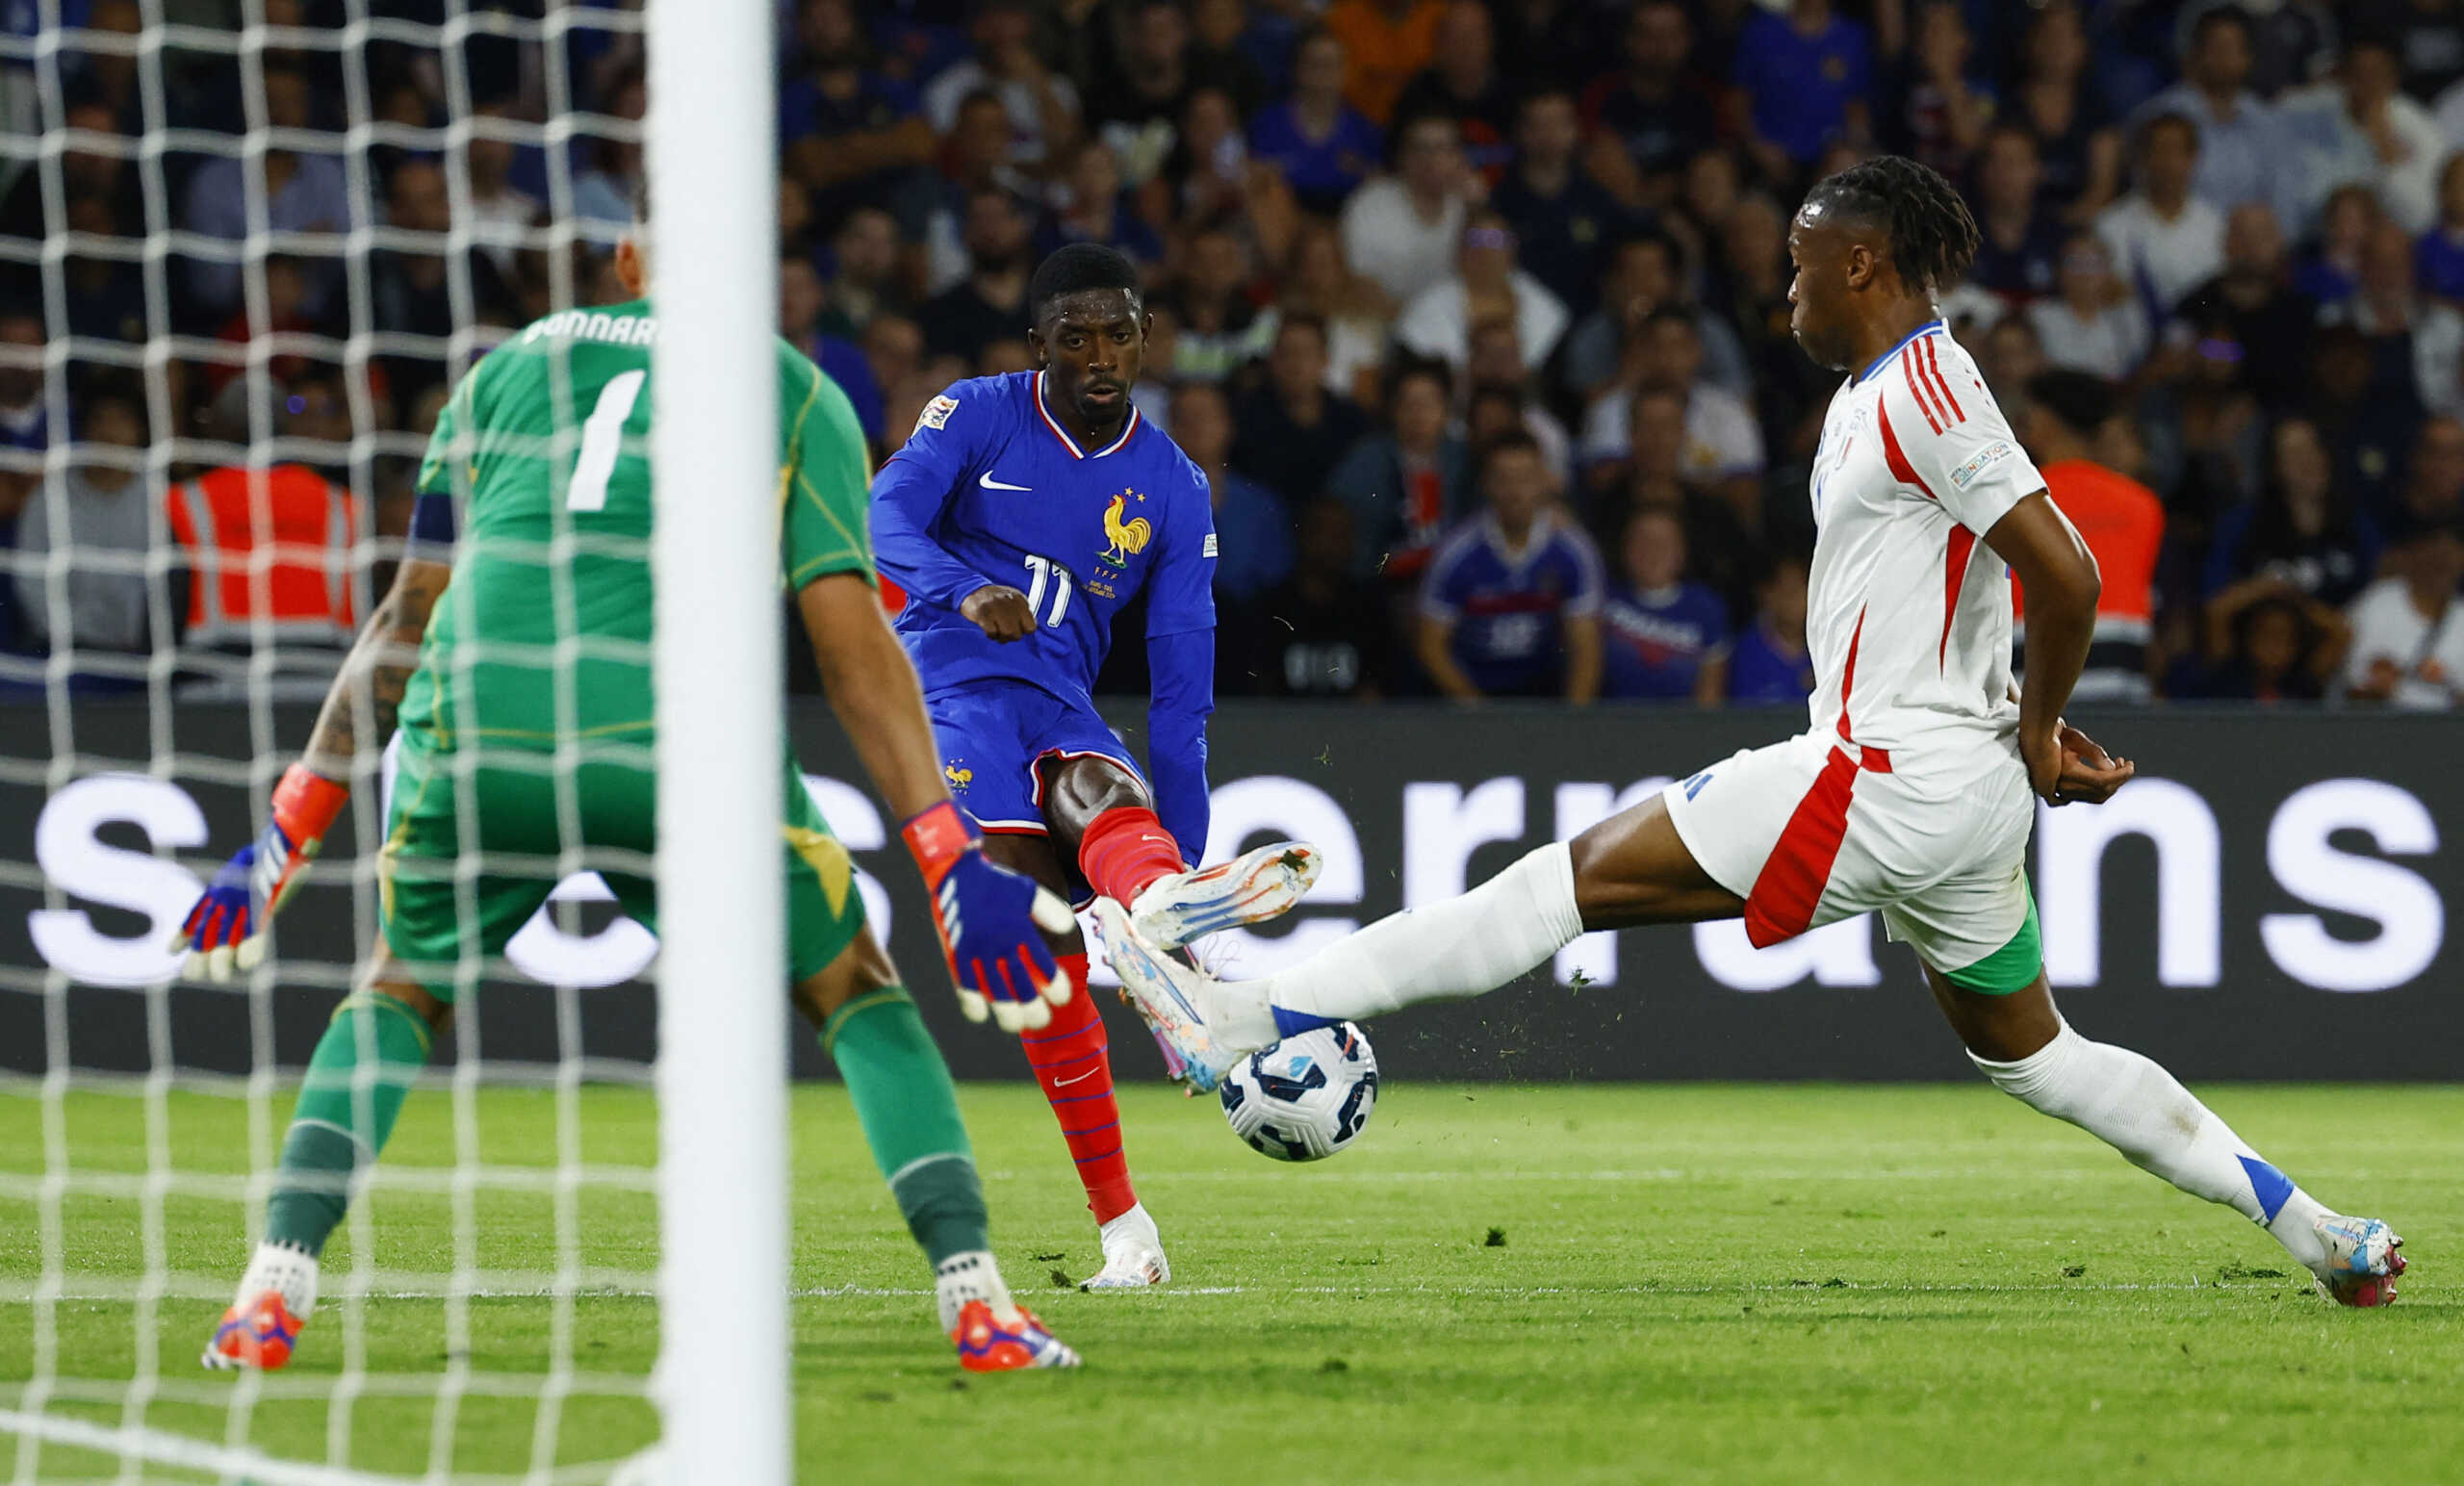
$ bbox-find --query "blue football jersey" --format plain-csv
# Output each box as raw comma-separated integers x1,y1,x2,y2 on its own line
870,371,1218,706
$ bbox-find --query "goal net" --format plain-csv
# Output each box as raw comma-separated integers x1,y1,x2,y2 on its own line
0,2,783,1480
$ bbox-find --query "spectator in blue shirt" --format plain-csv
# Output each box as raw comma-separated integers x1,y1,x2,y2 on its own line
1173,379,1294,604
1416,432,1604,702
1602,507,1729,705
779,0,937,238
2419,154,2464,304
1248,30,1383,216
1578,1,1721,204
1967,124,2066,301
1733,0,1872,172
1489,89,1630,316
1037,141,1164,269
1727,553,1815,705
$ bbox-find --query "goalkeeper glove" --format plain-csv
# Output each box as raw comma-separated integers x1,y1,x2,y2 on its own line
169,764,348,983
902,800,1075,1032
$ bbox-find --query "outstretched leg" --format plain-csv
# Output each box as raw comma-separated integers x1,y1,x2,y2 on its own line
792,929,1075,1367
1099,792,1740,1088
1937,965,2403,1306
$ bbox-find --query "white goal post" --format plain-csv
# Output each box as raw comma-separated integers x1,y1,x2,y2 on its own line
643,0,789,1483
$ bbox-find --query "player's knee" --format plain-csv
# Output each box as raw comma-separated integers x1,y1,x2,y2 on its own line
1566,802,1732,930
792,929,901,1026
360,961,452,1036
1043,754,1145,823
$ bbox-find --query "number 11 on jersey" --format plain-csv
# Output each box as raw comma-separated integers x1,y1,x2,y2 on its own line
1021,554,1072,629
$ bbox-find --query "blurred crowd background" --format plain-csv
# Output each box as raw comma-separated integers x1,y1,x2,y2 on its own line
5,0,2464,710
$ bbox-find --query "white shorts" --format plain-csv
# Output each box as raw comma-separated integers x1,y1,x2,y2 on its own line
1662,727,2035,979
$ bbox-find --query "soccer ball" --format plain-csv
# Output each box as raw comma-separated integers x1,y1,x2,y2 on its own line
1217,1022,1377,1162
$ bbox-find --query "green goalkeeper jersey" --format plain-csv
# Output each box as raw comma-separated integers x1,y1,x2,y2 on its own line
401,298,874,748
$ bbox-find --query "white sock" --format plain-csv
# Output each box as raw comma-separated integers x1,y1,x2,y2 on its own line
1969,1024,2331,1270
1232,843,1585,1048
1098,1202,1157,1243
235,1241,321,1319
933,1250,1017,1332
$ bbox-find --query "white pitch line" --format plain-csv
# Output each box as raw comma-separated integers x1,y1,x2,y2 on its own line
0,1408,415,1486
5,1279,2260,1306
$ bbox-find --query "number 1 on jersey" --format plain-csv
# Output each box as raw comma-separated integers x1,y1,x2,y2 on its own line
566,370,647,512
1021,554,1072,628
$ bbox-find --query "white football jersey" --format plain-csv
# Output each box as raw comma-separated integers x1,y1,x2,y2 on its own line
1802,320,2044,757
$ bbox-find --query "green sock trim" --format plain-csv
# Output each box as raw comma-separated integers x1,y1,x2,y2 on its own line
265,993,436,1256
1942,885,2042,995
819,986,912,1058
822,987,988,1265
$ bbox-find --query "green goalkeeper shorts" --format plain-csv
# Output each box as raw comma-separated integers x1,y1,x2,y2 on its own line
378,724,865,998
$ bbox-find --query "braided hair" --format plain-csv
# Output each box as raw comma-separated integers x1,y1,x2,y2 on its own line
1804,155,1980,295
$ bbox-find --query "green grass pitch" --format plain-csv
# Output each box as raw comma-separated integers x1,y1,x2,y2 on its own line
4,1081,2459,1484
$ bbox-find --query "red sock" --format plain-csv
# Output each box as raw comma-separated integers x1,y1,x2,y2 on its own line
1019,953,1137,1224
1077,806,1184,908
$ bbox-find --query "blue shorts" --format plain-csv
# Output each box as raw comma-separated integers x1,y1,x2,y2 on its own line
925,679,1145,850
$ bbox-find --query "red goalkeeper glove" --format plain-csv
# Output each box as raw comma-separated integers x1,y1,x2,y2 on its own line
169,764,348,982
902,801,1075,1032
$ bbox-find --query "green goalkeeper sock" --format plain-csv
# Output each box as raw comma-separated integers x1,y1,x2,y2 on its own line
821,986,989,1267
264,992,435,1256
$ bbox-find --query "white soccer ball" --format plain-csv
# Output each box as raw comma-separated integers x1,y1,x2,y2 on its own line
1217,1022,1377,1162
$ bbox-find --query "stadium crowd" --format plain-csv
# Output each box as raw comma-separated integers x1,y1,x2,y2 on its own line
5,0,2464,709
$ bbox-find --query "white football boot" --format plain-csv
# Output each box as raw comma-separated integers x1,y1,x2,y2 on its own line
1092,899,1259,1093
1126,841,1321,950
1079,1201,1170,1291
2311,1215,2405,1307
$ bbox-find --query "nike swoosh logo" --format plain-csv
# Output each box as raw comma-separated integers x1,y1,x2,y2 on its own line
1055,1068,1098,1087
979,472,1031,491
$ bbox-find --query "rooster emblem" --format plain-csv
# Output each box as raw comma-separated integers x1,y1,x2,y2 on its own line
1101,492,1152,565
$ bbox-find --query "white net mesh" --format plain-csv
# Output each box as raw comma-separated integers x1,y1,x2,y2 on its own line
0,3,675,1479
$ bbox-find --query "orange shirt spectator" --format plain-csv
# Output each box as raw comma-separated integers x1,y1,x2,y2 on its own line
166,463,359,647
1323,0,1445,127
2010,372,2164,701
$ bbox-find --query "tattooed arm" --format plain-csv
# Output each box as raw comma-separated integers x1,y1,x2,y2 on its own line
298,556,453,781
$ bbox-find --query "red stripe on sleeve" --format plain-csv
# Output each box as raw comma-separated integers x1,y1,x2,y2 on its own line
1900,355,1944,433
1939,526,1976,669
1920,339,1966,423
1876,398,1939,500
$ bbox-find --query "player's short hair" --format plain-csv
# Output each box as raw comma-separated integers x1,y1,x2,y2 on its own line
1802,153,1981,295
1028,243,1142,324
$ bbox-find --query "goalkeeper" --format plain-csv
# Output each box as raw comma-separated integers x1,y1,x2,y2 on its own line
170,201,1082,1373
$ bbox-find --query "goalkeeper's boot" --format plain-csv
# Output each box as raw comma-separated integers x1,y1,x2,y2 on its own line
1080,1201,1170,1291
2311,1215,2406,1307
203,1242,318,1371
951,1301,1081,1371
1127,841,1321,950
1092,899,1249,1093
